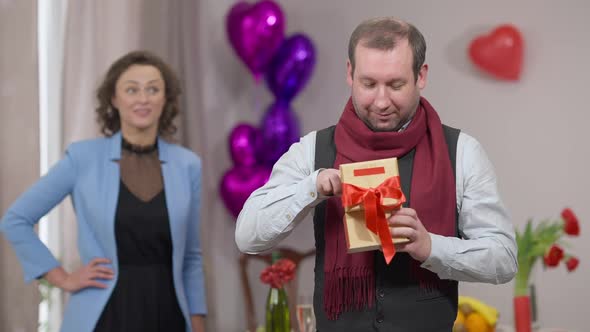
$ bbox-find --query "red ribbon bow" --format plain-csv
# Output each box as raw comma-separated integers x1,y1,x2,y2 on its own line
341,176,406,264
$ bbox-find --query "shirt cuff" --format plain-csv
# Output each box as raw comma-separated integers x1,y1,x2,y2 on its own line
307,169,330,207
420,233,451,277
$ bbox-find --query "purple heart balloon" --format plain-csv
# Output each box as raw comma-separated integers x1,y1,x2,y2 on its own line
220,165,272,218
229,123,261,167
266,34,316,102
226,0,285,81
258,101,300,165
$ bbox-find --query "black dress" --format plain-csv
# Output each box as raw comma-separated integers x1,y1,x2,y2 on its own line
95,141,186,332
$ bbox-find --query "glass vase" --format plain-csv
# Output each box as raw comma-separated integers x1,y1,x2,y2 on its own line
265,286,290,332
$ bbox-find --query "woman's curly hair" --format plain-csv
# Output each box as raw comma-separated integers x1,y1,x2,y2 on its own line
95,50,181,137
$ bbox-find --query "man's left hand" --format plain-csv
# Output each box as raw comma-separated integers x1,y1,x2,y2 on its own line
388,208,432,262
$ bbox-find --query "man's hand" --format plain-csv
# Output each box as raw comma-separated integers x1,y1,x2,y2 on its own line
388,208,432,262
316,168,342,196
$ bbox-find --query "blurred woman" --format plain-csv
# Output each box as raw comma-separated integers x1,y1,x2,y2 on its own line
0,50,206,332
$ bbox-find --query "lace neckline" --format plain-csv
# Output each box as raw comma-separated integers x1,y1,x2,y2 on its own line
121,136,158,154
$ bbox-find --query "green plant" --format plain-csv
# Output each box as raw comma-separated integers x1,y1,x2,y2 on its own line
514,208,580,296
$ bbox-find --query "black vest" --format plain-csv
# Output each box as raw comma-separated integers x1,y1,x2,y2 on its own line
312,125,460,332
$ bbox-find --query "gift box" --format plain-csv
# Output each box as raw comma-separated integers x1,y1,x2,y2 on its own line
340,157,407,260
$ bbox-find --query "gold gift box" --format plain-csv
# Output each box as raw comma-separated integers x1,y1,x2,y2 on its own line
340,157,408,253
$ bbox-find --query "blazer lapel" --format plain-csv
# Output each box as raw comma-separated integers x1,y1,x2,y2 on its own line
102,132,122,261
158,138,182,257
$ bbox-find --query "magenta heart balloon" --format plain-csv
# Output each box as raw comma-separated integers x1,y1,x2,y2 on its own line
226,0,285,81
265,34,316,102
258,101,300,165
229,123,261,167
220,165,272,218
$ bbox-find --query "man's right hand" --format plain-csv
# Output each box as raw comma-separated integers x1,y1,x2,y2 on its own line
44,257,114,292
316,168,342,197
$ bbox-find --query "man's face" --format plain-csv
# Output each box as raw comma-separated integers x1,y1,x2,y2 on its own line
347,38,427,132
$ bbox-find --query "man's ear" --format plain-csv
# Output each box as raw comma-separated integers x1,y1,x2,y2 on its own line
416,63,428,90
347,60,353,87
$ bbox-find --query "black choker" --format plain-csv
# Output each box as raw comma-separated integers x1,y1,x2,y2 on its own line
122,137,158,154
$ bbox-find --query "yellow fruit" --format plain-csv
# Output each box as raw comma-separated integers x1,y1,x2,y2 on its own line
458,296,499,326
453,322,467,332
459,302,474,316
464,312,492,332
455,310,465,325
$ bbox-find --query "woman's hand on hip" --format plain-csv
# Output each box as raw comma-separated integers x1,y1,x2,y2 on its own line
44,257,114,292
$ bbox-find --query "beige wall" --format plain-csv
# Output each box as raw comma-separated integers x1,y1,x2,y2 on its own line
199,0,590,330
0,0,41,331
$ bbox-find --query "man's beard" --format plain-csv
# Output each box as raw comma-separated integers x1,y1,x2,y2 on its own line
351,95,419,132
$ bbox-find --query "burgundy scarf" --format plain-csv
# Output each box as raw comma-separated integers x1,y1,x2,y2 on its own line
323,97,456,320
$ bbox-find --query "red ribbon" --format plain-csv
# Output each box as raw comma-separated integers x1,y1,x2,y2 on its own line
341,176,406,264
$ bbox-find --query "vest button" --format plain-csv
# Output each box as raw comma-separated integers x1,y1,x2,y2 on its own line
376,313,384,323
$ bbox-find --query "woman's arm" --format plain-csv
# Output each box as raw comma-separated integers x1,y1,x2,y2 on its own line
0,146,79,282
183,156,207,318
190,314,206,332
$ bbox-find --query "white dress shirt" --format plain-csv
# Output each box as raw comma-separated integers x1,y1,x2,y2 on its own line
235,130,518,284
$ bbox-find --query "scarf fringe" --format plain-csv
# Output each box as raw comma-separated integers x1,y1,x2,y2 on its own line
324,266,375,320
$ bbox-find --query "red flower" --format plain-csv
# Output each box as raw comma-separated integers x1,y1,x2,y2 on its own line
543,245,564,267
260,258,297,288
566,257,579,272
561,208,580,236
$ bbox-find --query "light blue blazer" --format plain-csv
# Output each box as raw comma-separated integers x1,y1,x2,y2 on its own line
0,132,206,332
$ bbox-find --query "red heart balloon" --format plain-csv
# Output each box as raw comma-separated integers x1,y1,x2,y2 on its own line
469,24,524,81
